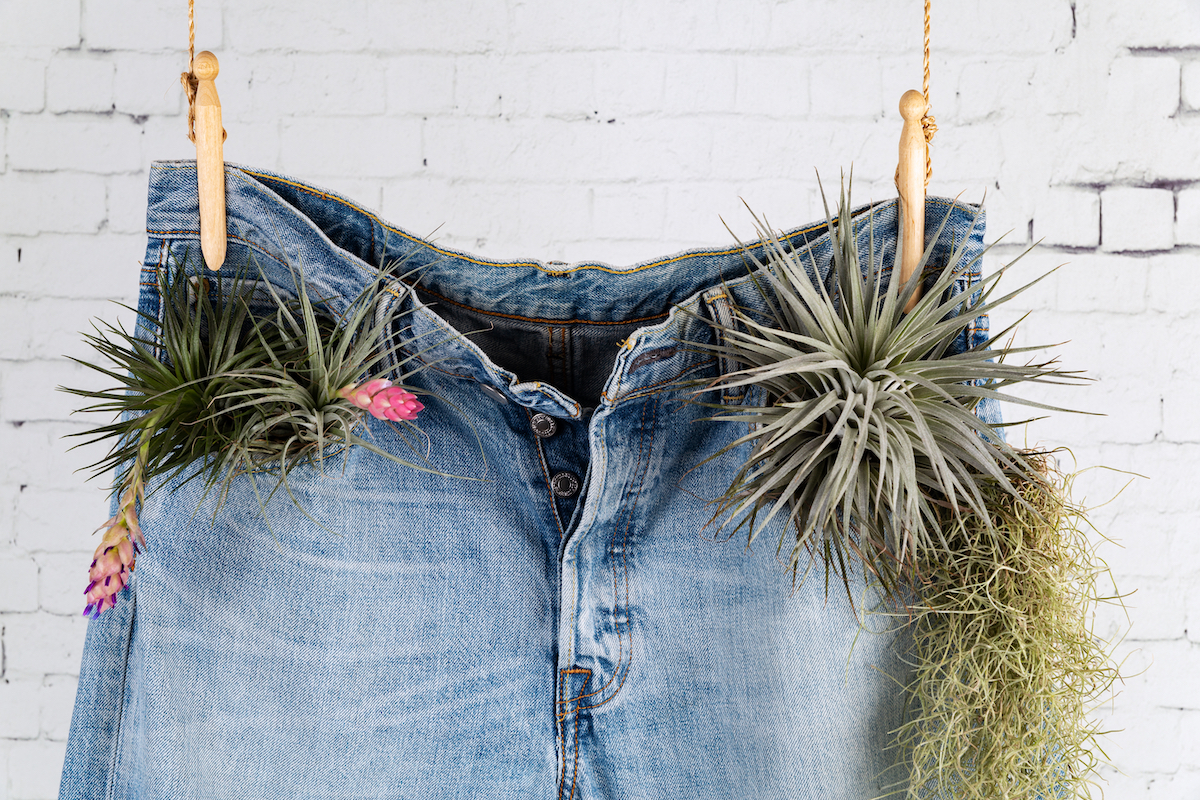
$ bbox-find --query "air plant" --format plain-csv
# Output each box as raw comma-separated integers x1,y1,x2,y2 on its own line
692,179,1082,597
891,454,1122,800
689,179,1123,799
62,254,443,617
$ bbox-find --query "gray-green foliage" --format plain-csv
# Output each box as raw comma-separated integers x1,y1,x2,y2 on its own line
893,456,1121,800
694,179,1083,596
62,253,448,512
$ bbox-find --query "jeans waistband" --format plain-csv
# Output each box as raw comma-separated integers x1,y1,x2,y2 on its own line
144,161,987,417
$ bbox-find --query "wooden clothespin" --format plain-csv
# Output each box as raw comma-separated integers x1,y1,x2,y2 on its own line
192,51,226,271
897,89,928,312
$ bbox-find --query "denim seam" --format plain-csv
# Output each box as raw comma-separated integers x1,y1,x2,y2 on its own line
556,667,591,800
234,166,844,278
104,591,136,800
603,358,716,406
148,230,294,274
556,399,644,708
569,394,658,711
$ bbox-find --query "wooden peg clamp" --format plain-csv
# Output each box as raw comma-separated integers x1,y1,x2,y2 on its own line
897,89,928,312
193,51,226,271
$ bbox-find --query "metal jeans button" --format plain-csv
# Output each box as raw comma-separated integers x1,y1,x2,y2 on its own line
530,412,558,438
550,471,581,498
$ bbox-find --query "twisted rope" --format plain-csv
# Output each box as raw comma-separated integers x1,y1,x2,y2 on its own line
922,0,936,186
180,0,197,143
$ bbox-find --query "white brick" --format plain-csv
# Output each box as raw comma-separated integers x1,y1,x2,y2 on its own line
1108,57,1181,121
188,120,281,173
1184,61,1200,112
0,0,79,48
46,54,114,114
6,739,68,800
16,487,112,555
0,359,114,424
107,172,152,235
249,55,386,119
1124,579,1187,640
664,55,736,115
1164,391,1200,444
423,117,711,184
2,612,87,680
931,126,1005,184
41,675,79,741
36,553,86,617
384,56,455,115
1176,512,1200,575
0,421,99,490
1176,187,1200,246
766,1,911,54
454,54,597,120
364,0,507,54
955,59,1037,125
1034,187,1100,248
0,57,47,113
0,297,127,362
1053,253,1147,314
83,0,221,51
594,53,667,118
0,484,16,548
8,115,142,174
1088,0,1200,49
1138,638,1200,709
1102,188,1175,252
1188,587,1200,644
620,0,771,52
280,117,420,178
113,53,185,117
811,57,882,118
0,172,107,235
0,233,145,299
0,680,41,739
510,2,620,52
1182,714,1200,766
1096,515,1168,580
977,188,1033,248
0,555,39,612
1147,250,1200,315
1093,707,1182,776
939,0,1074,55
226,0,364,53
1102,444,1200,517
593,185,666,243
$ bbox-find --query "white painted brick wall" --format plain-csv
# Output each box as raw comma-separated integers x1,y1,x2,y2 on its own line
2,0,1197,797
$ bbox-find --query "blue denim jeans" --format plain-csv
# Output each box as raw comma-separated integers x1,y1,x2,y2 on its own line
61,162,997,800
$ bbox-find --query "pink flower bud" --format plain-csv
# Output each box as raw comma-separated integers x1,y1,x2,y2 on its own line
338,378,393,410
339,380,423,421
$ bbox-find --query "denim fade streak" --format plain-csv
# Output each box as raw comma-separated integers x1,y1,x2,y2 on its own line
60,161,998,800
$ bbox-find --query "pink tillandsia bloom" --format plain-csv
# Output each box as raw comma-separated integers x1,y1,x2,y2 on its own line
83,486,145,618
338,378,424,422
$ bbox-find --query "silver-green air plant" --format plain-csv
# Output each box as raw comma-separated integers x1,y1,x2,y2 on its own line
62,255,447,617
690,180,1122,798
694,181,1080,597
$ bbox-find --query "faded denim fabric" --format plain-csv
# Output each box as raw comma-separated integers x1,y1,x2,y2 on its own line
61,161,997,800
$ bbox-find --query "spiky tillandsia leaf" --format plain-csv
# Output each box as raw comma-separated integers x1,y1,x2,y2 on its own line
61,250,483,614
685,177,1091,599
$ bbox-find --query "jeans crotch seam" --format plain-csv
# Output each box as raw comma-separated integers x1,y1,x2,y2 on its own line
556,667,591,800
568,394,659,711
